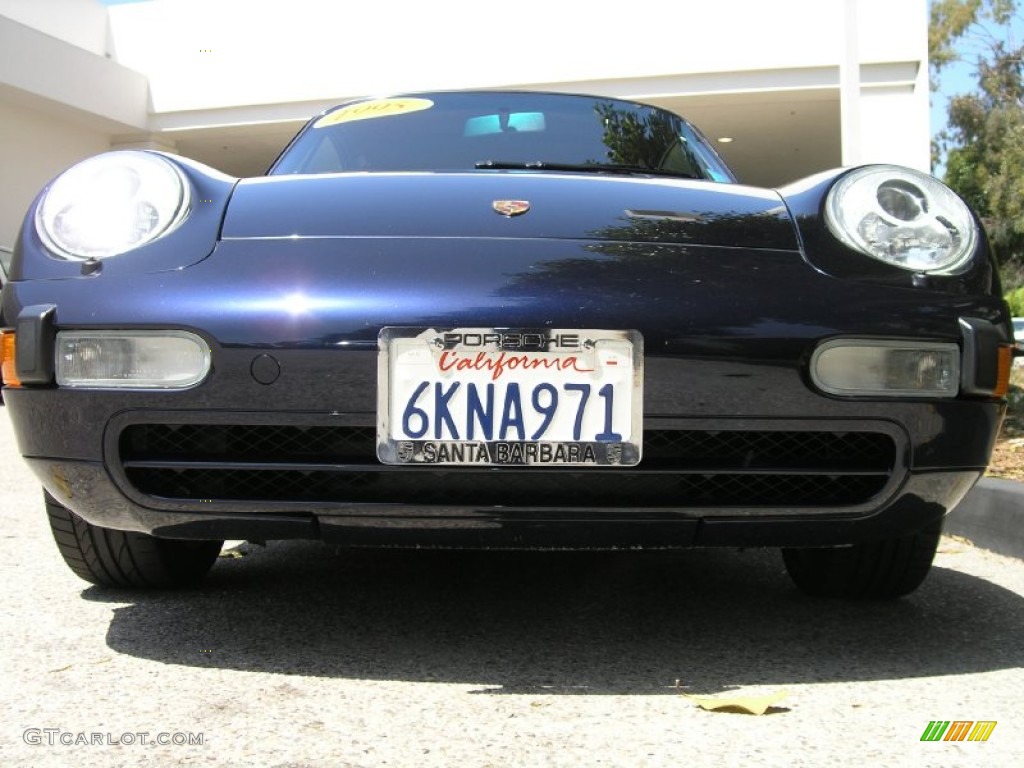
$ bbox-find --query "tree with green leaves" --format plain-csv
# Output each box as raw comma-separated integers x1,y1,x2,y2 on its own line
930,0,1023,282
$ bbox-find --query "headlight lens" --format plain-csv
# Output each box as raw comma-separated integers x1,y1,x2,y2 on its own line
36,151,190,260
824,165,976,274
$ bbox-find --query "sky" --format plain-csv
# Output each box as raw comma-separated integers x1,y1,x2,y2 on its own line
929,6,1024,172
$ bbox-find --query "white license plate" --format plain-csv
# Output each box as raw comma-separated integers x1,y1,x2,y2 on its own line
378,328,643,466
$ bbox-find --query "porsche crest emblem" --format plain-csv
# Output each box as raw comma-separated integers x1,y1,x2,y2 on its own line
492,200,531,217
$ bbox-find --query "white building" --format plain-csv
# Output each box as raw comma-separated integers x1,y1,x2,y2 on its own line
0,0,930,252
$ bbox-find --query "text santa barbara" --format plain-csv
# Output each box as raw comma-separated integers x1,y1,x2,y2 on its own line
401,440,603,464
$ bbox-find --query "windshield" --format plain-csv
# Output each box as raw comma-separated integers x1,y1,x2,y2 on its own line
270,92,736,182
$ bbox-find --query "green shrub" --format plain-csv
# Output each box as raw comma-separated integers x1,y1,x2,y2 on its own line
1006,287,1024,317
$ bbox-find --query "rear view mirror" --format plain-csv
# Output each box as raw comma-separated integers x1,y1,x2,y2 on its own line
464,112,546,136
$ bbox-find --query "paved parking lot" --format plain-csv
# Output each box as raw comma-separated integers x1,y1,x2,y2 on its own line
1,409,1023,767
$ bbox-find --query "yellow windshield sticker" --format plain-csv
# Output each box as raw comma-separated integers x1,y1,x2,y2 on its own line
314,98,434,128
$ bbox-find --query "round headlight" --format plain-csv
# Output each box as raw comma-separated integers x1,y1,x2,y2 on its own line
824,165,977,274
35,151,190,260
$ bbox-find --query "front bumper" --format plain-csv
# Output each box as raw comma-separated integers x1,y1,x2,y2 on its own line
4,346,1001,549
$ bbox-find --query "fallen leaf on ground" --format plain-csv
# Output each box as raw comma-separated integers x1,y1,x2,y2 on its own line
678,684,789,715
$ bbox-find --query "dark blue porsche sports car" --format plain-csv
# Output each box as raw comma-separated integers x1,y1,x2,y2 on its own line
1,91,1015,598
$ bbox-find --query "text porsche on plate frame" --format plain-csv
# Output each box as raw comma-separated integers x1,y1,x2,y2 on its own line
377,328,643,466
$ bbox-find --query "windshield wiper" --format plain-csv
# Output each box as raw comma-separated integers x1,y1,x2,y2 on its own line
474,160,696,179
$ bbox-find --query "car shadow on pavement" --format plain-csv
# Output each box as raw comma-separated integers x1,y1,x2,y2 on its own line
85,541,1024,695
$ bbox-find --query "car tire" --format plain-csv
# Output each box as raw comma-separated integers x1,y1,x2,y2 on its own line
45,492,223,588
781,520,943,600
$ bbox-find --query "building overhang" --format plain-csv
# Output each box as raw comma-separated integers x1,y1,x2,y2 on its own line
136,61,919,187
0,14,149,134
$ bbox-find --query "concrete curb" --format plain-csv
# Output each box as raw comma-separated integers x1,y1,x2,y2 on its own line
946,477,1024,559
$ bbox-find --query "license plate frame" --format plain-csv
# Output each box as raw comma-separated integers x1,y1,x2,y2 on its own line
377,327,643,466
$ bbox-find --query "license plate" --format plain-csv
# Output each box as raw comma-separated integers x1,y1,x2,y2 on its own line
378,328,643,466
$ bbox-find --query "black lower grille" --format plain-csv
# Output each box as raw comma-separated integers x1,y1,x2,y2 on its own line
118,424,897,508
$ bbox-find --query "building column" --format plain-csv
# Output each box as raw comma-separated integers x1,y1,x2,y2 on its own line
839,0,861,167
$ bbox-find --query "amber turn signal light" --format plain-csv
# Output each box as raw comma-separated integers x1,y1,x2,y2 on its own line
1,331,20,387
993,345,1015,399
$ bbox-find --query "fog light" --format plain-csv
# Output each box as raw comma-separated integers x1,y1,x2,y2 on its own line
811,340,959,398
56,331,210,388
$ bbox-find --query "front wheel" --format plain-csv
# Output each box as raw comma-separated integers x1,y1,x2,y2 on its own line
45,492,223,588
782,520,943,600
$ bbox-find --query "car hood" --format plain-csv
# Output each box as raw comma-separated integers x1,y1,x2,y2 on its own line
220,172,798,251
